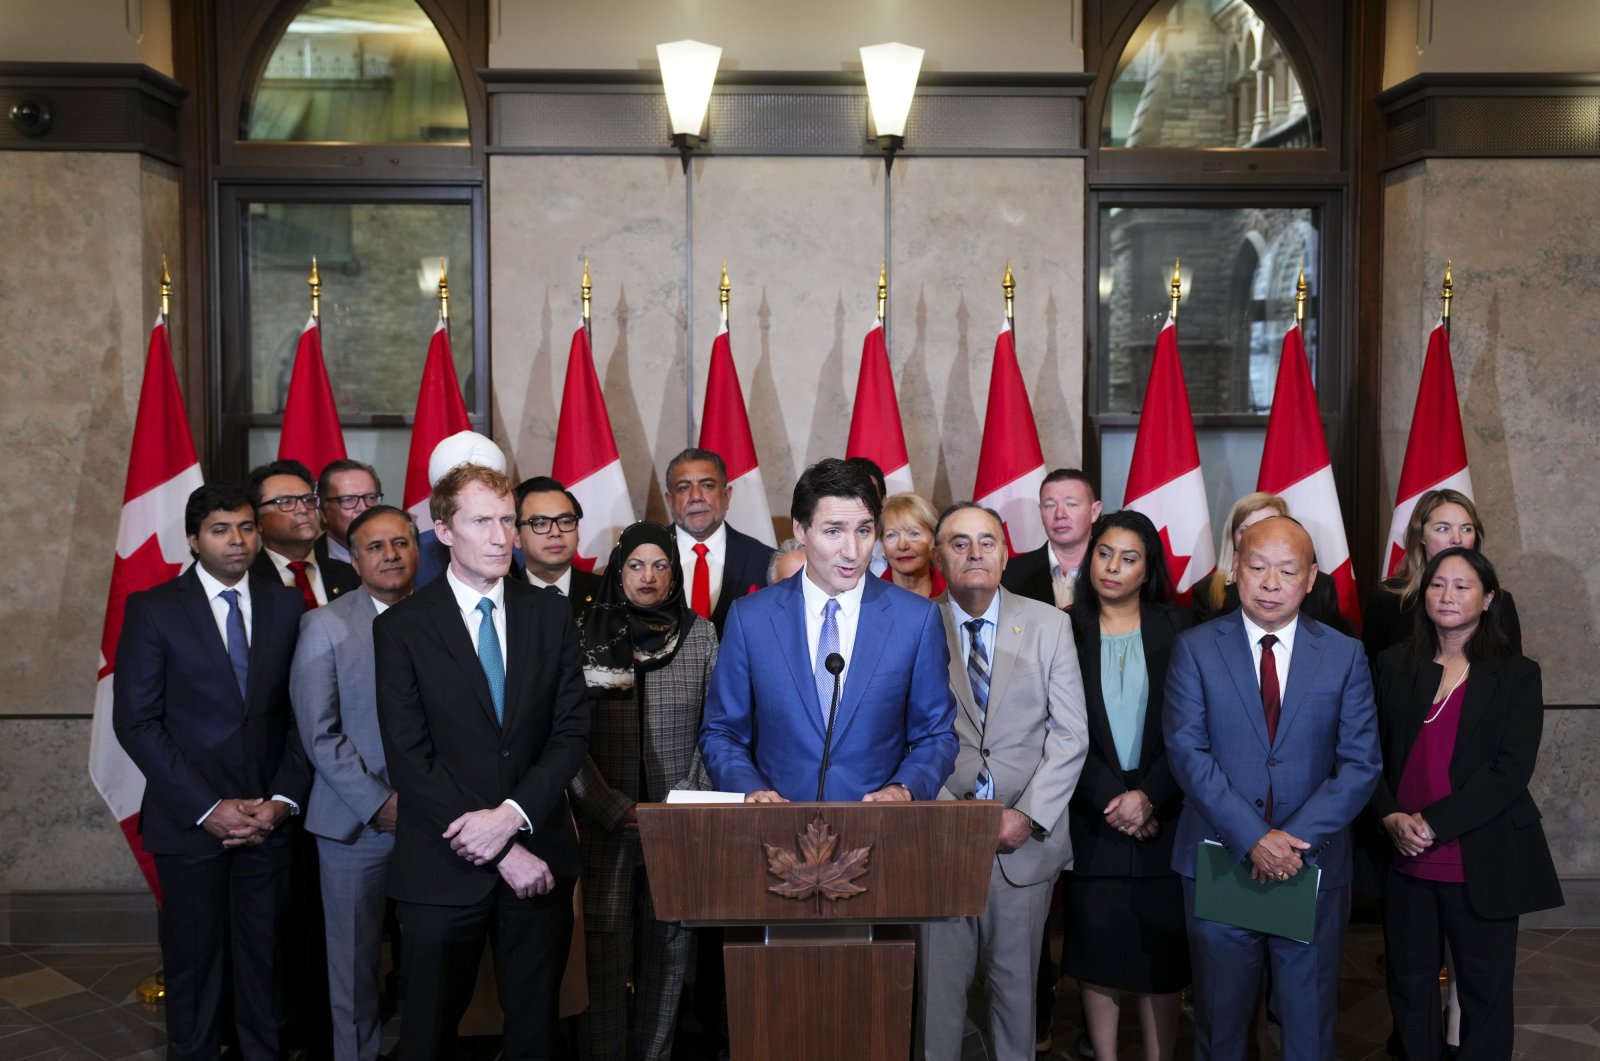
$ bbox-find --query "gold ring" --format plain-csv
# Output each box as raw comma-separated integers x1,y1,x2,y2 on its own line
1277,871,1287,880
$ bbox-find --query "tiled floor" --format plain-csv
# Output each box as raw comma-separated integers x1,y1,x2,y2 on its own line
3,926,1598,1059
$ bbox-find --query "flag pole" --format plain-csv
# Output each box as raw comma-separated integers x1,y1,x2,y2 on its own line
582,258,592,342
1440,260,1453,337
1169,258,1182,323
1295,263,1306,326
1002,261,1015,339
437,258,450,336
159,255,172,324
309,257,321,322
877,261,887,324
719,262,731,326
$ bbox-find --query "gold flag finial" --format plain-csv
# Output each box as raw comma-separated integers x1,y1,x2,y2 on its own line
1169,258,1182,320
1441,259,1453,320
1002,261,1015,320
438,258,449,322
581,259,592,324
719,262,731,323
160,255,172,319
309,257,322,320
877,261,887,321
1295,263,1307,325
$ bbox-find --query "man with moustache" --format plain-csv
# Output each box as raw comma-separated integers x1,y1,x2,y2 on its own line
515,475,602,619
375,463,588,1060
1164,515,1380,1060
1002,469,1102,611
291,504,418,1061
664,447,773,633
248,458,359,608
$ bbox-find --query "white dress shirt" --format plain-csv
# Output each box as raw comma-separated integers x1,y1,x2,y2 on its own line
526,567,572,596
262,546,328,605
799,568,867,688
1241,611,1299,696
443,567,529,831
325,536,352,564
1048,545,1084,610
676,522,727,613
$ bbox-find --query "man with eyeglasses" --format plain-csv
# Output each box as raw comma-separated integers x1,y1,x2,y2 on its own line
515,475,602,621
317,459,385,565
247,459,359,611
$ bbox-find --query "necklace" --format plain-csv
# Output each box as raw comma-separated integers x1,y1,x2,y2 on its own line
1100,619,1136,672
1424,662,1470,724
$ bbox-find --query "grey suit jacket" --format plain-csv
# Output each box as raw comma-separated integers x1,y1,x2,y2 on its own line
290,586,394,842
938,588,1089,886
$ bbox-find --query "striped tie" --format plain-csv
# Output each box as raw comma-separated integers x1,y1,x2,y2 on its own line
966,618,994,800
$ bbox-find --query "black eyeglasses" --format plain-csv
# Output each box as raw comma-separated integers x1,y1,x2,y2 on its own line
517,514,579,534
326,492,384,512
260,493,319,512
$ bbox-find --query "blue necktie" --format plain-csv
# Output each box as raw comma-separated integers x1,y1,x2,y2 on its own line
814,598,841,719
966,617,994,800
221,589,249,700
476,597,505,725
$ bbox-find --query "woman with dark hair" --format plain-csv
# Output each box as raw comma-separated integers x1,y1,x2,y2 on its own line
1370,548,1561,1060
1062,511,1193,1060
568,522,716,1061
1363,488,1522,665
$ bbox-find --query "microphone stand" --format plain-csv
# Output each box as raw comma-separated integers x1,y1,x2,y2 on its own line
816,653,845,801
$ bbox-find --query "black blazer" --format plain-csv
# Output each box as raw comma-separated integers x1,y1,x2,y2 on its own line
1194,571,1351,636
1362,579,1523,667
568,566,603,622
710,522,775,634
1067,601,1195,877
113,567,310,855
248,539,360,603
374,574,589,906
1368,646,1562,920
1000,544,1063,609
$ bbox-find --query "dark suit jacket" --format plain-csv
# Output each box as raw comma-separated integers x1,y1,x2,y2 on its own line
709,522,775,633
1000,543,1068,609
249,539,360,603
113,567,310,855
567,567,603,622
374,574,589,906
1362,579,1523,666
1368,646,1562,920
1069,602,1195,878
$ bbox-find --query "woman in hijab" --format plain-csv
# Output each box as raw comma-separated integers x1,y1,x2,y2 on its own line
569,522,717,1061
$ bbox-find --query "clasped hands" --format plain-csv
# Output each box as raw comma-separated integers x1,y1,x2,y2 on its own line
1104,789,1158,840
745,783,912,804
444,804,554,899
1249,828,1312,884
202,797,292,848
1382,811,1435,858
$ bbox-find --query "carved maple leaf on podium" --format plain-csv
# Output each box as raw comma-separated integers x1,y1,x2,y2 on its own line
763,815,873,901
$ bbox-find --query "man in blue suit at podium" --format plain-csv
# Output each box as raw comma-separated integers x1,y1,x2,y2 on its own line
700,458,957,802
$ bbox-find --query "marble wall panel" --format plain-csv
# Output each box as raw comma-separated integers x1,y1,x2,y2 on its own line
1380,158,1600,705
1531,709,1600,879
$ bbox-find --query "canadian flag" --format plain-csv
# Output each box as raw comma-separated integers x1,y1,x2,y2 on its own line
846,319,913,495
699,320,776,546
552,322,631,570
89,314,205,899
278,313,347,479
1258,323,1361,630
403,316,472,523
1385,320,1472,575
973,319,1047,553
1124,316,1215,600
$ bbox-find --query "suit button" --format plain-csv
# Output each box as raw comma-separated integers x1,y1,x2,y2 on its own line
501,749,510,758
1268,758,1278,766
981,748,990,757
963,792,975,800
1255,799,1264,807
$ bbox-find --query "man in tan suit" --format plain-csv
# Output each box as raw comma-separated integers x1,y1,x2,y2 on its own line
920,502,1089,1061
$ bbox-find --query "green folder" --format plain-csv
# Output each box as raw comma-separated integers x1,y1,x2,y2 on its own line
1193,840,1321,944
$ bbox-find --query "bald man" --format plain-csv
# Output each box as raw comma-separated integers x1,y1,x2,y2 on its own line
1163,516,1379,1061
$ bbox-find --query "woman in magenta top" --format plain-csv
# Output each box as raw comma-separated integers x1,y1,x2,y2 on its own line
1369,548,1562,1060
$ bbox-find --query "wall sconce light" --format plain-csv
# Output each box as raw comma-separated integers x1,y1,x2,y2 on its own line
860,41,924,160
657,39,722,158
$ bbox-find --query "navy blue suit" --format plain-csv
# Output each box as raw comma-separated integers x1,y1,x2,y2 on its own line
1163,610,1380,1060
700,572,957,801
113,565,309,1060
708,522,776,634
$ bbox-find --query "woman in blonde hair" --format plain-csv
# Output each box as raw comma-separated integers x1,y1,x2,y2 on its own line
1195,492,1349,633
1362,488,1522,666
879,492,945,599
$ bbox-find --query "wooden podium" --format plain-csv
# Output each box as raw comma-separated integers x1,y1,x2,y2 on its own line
637,801,1000,1061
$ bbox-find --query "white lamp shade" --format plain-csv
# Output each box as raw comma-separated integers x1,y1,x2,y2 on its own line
656,39,722,137
860,42,925,139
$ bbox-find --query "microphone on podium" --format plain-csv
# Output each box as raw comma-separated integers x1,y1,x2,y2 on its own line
815,653,846,801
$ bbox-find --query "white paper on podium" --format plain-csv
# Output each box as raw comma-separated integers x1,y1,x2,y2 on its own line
663,789,745,804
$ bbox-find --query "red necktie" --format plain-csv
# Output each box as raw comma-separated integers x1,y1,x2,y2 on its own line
691,543,712,620
287,560,319,612
1260,633,1280,820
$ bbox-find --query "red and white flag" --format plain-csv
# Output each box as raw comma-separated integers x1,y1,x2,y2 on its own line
403,316,472,523
89,314,204,900
552,321,631,570
1258,323,1361,630
846,319,913,495
1385,320,1472,575
1124,316,1215,601
973,319,1047,553
278,313,346,480
699,321,776,546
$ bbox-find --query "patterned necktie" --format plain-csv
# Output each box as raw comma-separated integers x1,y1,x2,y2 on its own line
1260,633,1280,820
814,598,841,719
966,617,994,800
477,597,505,725
690,543,712,619
220,589,249,700
286,560,318,611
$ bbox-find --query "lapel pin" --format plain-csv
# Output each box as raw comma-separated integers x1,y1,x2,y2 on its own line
1012,626,1021,634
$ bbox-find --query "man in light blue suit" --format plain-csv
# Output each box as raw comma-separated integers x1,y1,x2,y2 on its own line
291,505,418,1061
1164,515,1380,1060
701,458,957,803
